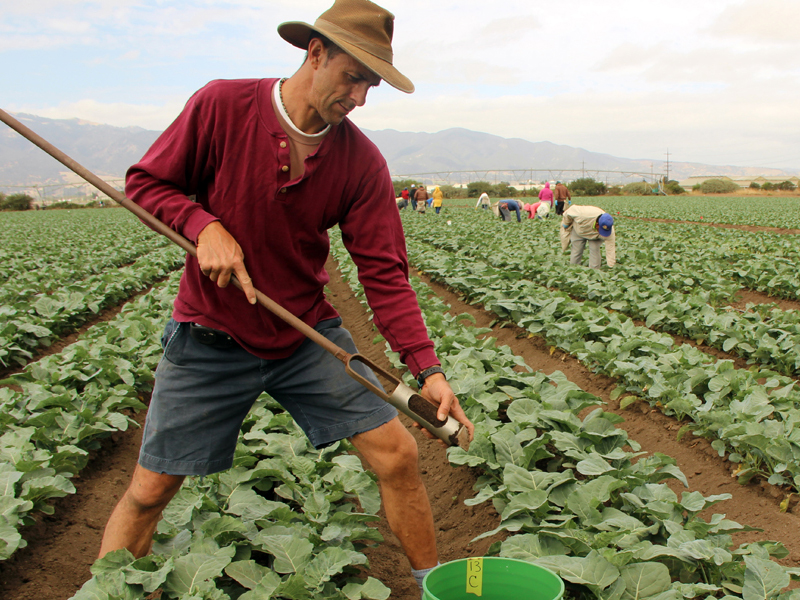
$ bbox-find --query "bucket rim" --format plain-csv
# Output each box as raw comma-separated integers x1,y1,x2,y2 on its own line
422,556,565,598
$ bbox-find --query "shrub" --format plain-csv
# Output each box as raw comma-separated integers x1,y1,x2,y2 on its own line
439,184,461,198
664,180,686,195
607,185,623,196
568,178,607,197
749,182,761,189
467,181,518,198
467,181,494,198
47,201,85,209
622,182,653,195
699,179,739,194
494,182,518,197
778,180,797,191
1,193,34,211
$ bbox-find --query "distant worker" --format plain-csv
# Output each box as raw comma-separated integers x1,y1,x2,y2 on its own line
498,199,522,222
554,181,571,215
414,185,428,213
409,184,417,210
538,182,554,208
476,192,491,209
524,201,550,220
560,204,616,269
432,185,444,214
522,202,535,219
396,187,409,210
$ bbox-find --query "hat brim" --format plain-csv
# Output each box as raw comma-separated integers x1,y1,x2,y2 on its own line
278,20,414,93
597,227,612,237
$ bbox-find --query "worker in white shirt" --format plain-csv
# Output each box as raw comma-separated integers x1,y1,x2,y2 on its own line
560,205,616,268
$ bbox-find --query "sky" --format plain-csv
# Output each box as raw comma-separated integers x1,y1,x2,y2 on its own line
2,0,799,172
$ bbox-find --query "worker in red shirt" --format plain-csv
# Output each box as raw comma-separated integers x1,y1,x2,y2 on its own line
98,1,473,594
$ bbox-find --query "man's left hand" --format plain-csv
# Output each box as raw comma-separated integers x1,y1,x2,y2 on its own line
416,373,475,447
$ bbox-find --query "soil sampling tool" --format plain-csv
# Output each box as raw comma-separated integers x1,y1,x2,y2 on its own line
0,107,469,449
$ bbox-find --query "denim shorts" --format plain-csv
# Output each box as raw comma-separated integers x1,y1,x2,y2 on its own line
139,317,397,476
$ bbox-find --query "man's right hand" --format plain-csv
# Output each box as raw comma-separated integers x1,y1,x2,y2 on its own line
196,221,257,304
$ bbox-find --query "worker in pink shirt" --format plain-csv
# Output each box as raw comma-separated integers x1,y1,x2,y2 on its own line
538,181,554,208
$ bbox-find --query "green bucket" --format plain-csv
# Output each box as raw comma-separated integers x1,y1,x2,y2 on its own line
422,557,564,600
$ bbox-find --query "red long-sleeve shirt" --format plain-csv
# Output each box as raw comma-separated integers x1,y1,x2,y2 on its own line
126,78,438,375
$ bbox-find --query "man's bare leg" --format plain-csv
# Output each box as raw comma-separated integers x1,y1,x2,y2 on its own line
350,417,438,570
99,464,185,559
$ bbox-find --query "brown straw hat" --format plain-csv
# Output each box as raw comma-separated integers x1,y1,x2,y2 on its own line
278,0,414,94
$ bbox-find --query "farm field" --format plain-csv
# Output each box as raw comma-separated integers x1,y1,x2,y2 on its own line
3,199,800,599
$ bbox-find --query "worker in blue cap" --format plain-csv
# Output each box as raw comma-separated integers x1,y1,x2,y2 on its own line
560,204,616,268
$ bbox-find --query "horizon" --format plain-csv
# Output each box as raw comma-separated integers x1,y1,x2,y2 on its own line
8,111,798,177
2,1,799,171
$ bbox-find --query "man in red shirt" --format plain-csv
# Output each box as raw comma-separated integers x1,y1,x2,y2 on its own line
98,0,473,593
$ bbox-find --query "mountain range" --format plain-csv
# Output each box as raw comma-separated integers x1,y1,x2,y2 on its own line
1,113,795,195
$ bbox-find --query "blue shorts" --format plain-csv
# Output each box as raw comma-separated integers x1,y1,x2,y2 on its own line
139,317,397,476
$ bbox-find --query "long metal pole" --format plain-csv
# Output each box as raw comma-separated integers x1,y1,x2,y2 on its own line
0,108,351,364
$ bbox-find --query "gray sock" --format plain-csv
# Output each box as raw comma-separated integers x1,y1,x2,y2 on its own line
411,563,440,593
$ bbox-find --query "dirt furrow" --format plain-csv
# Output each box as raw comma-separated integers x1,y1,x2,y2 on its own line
325,257,501,599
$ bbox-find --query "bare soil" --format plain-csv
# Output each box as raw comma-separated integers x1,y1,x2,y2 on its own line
3,257,800,600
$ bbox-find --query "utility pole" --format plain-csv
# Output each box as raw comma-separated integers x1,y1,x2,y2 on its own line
665,149,671,182
581,160,585,179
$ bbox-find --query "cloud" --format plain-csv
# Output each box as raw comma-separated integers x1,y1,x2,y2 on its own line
480,15,541,40
709,0,800,44
4,0,799,171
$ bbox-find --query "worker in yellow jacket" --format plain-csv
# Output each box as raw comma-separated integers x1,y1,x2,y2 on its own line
560,204,616,268
432,186,444,214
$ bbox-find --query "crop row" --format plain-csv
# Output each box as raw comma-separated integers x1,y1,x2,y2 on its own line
0,209,172,289
598,196,800,229
443,205,800,301
400,236,800,493
402,214,800,378
0,272,181,561
614,219,800,301
329,234,800,600
1,245,185,369
524,207,800,301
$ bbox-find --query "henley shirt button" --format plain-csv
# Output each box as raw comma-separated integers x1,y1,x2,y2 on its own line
279,141,287,148
281,165,289,172
280,187,287,193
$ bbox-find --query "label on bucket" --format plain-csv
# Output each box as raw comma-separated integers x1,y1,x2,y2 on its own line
466,557,483,597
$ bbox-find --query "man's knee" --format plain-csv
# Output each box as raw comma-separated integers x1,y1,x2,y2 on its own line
352,420,421,485
124,466,184,512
